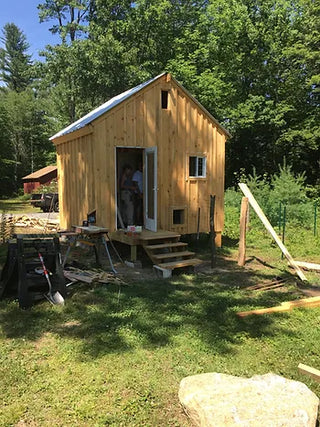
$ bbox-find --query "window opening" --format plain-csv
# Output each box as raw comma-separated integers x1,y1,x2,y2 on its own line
173,209,185,225
189,156,206,178
161,90,168,109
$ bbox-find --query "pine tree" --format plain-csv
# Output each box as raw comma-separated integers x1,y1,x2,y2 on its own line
0,23,32,92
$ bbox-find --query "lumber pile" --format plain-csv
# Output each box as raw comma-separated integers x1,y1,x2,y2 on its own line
64,267,121,285
12,215,59,232
237,296,320,317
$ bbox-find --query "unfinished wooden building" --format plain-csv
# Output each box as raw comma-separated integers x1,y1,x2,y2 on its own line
51,73,230,268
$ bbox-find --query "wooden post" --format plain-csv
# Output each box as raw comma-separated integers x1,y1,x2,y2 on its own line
238,197,248,266
210,195,216,268
130,245,137,262
196,207,200,240
238,183,307,282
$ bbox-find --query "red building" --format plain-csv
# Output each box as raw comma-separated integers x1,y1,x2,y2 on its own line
22,165,57,194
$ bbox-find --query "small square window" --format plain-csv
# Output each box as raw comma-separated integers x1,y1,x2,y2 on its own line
189,156,206,178
173,209,185,225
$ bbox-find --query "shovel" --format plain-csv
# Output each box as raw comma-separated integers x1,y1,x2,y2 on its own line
38,251,64,305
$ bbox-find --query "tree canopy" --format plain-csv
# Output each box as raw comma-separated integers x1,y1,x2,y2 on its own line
0,0,319,196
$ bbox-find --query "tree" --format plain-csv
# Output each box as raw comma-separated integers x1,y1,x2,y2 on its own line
38,0,95,43
0,23,32,92
37,0,320,188
0,93,15,196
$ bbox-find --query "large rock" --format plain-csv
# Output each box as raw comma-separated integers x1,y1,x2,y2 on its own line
179,372,319,427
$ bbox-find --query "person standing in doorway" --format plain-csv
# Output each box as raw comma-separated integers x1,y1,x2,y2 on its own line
132,161,143,225
120,164,135,226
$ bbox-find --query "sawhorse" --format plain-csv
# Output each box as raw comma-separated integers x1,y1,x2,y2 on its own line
61,226,120,274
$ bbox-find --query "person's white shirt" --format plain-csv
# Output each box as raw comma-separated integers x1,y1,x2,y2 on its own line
132,170,143,193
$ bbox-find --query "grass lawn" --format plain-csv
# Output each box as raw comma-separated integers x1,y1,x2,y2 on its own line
1,208,320,425
0,197,41,214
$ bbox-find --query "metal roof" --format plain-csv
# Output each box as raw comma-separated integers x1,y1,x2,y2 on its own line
50,73,166,140
22,165,57,180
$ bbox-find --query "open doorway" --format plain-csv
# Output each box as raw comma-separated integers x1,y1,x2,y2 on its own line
116,148,143,229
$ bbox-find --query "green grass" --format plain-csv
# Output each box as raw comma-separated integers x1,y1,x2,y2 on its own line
1,204,320,425
0,197,40,214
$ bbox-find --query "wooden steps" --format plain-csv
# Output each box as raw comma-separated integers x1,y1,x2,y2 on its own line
142,233,202,273
144,242,187,250
158,259,202,270
152,251,195,261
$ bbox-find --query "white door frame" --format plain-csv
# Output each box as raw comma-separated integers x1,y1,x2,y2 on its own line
144,147,157,232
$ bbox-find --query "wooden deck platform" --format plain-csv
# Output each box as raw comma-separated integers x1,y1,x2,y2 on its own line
110,229,180,247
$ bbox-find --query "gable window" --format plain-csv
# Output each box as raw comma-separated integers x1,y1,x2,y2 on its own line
161,90,169,109
189,156,206,178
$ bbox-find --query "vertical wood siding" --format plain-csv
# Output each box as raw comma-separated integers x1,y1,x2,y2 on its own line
54,75,227,235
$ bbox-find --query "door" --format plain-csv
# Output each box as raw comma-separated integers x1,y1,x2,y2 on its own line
144,147,157,231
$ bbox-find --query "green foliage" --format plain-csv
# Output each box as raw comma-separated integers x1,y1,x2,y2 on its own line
33,179,58,194
0,23,32,92
0,89,57,195
38,0,93,43
226,163,316,230
0,0,320,196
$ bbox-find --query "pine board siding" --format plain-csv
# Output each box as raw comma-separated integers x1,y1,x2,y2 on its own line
52,74,228,244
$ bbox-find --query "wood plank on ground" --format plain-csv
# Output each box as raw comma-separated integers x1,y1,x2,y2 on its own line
246,278,288,291
294,261,320,271
298,363,320,383
237,296,320,317
238,183,307,282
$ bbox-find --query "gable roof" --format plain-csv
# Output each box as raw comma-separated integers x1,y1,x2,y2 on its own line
22,165,57,181
50,72,230,141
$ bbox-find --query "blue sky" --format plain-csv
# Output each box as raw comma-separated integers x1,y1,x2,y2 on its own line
0,0,59,60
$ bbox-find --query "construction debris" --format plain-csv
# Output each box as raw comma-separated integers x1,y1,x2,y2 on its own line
63,267,121,285
298,363,320,383
237,295,320,317
246,278,288,291
13,215,59,232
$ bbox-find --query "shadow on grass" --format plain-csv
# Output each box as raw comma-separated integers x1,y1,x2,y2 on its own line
0,255,299,360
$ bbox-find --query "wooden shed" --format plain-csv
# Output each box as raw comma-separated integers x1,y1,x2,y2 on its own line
22,165,57,194
51,73,230,254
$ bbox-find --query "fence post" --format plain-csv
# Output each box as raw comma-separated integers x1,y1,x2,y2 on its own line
210,195,216,268
278,201,283,233
281,205,286,259
314,201,318,237
238,197,249,266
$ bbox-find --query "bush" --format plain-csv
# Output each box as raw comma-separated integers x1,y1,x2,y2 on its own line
224,164,317,239
32,179,58,194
